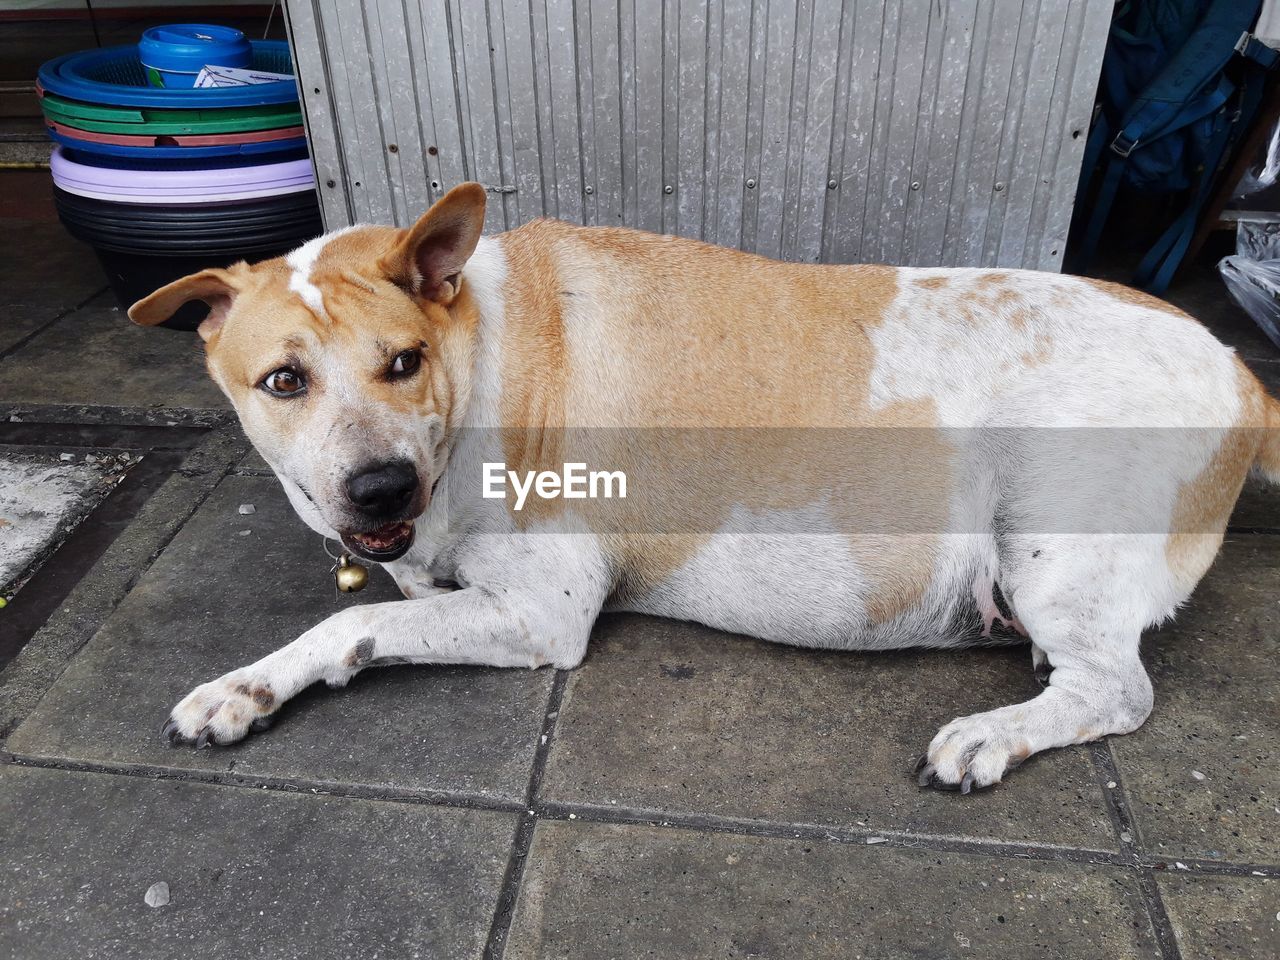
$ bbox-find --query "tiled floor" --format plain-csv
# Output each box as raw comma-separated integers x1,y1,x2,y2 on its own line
1,173,1277,959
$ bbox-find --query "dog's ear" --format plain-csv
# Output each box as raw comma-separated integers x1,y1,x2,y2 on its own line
380,182,487,304
128,265,246,342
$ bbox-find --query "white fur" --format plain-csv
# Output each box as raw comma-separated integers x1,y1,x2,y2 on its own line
285,225,360,316
626,503,870,646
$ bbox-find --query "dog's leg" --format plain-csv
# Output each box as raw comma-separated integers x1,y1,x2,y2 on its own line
163,575,601,747
915,537,1156,792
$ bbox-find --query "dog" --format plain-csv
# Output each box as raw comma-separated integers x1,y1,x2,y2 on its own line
129,182,1280,792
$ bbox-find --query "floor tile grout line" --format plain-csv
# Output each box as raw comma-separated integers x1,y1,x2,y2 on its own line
525,670,570,803
0,746,1126,868
533,800,1277,876
1089,740,1182,960
1,751,529,814
1087,740,1140,853
0,401,235,429
0,438,203,455
7,740,1277,880
1136,867,1183,960
0,422,211,452
535,799,1131,867
482,668,570,960
1138,856,1278,876
0,286,109,362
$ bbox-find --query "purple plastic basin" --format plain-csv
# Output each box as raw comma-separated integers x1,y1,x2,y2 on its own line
50,146,314,204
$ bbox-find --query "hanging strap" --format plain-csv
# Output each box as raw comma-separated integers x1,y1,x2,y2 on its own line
1237,31,1280,70
1133,35,1280,292
1131,109,1237,291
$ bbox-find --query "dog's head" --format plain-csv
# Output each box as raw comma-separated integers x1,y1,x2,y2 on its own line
129,183,489,562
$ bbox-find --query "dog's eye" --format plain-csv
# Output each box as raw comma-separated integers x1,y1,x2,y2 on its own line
389,349,421,378
261,367,306,397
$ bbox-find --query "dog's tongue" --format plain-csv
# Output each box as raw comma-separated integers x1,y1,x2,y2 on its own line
354,521,411,551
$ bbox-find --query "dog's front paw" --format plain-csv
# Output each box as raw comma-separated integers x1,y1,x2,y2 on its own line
913,709,1033,794
162,671,278,748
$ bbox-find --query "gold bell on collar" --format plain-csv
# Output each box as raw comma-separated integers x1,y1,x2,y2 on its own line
335,554,369,593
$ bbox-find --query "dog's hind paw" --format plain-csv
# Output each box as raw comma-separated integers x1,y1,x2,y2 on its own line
162,671,278,748
913,709,1034,793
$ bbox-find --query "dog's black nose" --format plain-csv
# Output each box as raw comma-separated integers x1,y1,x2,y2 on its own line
345,460,419,516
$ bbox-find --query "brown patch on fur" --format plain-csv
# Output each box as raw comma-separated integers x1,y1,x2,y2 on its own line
1260,389,1280,481
1080,277,1187,314
234,682,275,712
495,219,572,482
1021,333,1052,367
916,276,948,290
955,275,1032,330
1008,309,1033,332
974,271,1013,289
1166,357,1270,592
344,636,376,668
489,220,947,623
862,540,939,623
251,686,275,711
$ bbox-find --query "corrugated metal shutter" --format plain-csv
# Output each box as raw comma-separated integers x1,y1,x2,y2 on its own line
284,0,1110,270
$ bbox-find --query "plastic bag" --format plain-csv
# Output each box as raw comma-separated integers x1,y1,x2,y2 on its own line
1233,117,1280,201
1219,221,1280,349
1235,218,1280,260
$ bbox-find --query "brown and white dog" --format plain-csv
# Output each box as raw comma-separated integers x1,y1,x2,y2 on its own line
130,183,1280,792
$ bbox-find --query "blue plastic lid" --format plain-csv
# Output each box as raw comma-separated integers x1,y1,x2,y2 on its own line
38,42,297,107
139,24,252,73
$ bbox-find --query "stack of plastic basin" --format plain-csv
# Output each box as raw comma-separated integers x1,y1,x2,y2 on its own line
38,26,322,330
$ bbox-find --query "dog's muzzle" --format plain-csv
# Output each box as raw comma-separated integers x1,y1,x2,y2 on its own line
340,460,421,562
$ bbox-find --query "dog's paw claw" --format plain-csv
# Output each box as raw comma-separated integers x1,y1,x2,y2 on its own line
916,766,976,794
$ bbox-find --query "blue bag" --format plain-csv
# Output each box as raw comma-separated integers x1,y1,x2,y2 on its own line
1072,0,1278,293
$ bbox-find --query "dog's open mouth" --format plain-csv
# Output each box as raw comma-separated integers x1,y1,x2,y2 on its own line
341,520,415,563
